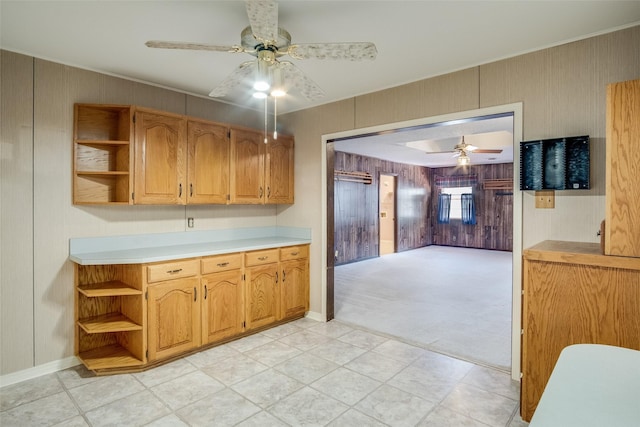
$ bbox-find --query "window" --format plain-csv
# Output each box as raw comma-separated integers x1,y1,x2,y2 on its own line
441,186,472,220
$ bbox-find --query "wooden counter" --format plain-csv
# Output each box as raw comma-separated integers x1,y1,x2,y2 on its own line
520,241,640,421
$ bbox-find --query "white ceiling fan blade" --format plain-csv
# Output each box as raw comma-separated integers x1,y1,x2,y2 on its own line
280,62,324,101
287,42,377,60
145,40,244,53
245,0,279,45
209,61,255,97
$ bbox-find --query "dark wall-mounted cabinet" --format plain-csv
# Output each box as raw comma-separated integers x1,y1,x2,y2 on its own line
520,136,590,190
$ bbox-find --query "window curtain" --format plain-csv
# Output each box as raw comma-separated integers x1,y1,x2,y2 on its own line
437,193,451,224
461,193,477,225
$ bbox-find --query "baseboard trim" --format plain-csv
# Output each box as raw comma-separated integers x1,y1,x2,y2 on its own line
0,356,81,388
305,310,325,322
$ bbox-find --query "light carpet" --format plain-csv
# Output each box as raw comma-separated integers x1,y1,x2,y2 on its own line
334,245,513,371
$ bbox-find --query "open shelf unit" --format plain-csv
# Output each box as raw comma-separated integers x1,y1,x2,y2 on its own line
73,104,133,204
75,264,145,370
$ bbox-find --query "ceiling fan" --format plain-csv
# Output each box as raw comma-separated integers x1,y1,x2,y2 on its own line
145,0,378,101
425,136,503,165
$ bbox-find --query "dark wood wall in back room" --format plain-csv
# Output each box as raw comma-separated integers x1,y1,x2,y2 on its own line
334,152,514,265
430,163,514,251
334,151,433,265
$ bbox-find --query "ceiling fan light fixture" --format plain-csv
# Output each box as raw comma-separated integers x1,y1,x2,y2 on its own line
458,153,471,166
253,91,268,99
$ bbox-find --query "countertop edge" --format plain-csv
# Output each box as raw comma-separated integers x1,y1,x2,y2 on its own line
70,237,311,265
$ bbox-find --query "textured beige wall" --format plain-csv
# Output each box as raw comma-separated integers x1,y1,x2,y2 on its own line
0,53,277,375
280,25,640,318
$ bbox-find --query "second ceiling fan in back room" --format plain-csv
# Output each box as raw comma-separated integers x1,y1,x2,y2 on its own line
145,0,378,141
425,136,503,166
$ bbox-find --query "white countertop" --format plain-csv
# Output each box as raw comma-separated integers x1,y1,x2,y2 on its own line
529,344,640,427
69,227,311,265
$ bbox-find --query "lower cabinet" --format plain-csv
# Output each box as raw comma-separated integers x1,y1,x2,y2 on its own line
521,240,640,422
245,248,280,330
74,244,309,373
280,246,309,319
147,277,201,361
201,269,244,344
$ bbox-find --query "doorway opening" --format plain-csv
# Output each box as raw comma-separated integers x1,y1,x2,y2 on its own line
379,174,397,256
323,103,523,380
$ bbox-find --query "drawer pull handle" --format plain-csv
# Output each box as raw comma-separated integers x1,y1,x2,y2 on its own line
291,252,299,256
258,256,268,261
217,262,229,267
167,268,183,274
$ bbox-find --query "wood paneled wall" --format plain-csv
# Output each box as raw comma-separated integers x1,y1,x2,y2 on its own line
431,164,514,251
334,151,432,265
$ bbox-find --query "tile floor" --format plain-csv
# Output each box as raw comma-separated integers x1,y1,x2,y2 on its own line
0,318,530,427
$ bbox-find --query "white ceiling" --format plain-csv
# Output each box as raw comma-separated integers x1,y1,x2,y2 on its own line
2,1,639,167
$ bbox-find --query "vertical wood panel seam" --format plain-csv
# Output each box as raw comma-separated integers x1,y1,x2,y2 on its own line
31,56,36,368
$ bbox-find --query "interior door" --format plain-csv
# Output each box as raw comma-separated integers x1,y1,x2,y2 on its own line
379,174,396,256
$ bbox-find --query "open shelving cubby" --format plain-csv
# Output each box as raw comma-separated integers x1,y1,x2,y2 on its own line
75,263,145,371
73,104,134,204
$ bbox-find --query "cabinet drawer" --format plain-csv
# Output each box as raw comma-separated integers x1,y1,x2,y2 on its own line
280,245,309,261
147,259,199,284
201,253,242,274
245,249,279,266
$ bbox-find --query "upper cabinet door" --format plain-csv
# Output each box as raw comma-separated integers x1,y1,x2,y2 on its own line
134,109,186,204
266,135,294,204
605,79,640,258
230,128,265,204
187,120,230,204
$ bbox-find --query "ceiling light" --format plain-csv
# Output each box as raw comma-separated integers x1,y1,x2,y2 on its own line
253,91,268,99
457,152,471,166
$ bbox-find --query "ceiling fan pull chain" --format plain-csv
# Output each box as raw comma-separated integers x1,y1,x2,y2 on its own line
264,96,268,144
273,96,278,140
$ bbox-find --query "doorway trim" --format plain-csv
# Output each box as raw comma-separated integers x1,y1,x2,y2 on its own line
322,102,523,380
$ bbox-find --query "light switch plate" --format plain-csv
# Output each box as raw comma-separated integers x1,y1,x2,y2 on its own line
535,190,555,208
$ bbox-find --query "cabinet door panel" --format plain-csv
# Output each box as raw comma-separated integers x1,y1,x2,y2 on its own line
134,109,186,204
230,128,265,204
245,264,279,330
266,135,294,204
188,120,230,204
147,277,200,361
280,259,309,319
202,270,243,344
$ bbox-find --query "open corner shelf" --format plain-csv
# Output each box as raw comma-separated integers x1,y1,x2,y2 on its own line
78,344,144,371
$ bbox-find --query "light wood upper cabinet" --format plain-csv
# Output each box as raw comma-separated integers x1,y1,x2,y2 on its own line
134,108,187,204
187,120,230,204
266,134,294,204
230,128,265,204
74,104,293,205
605,79,640,257
147,276,201,361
